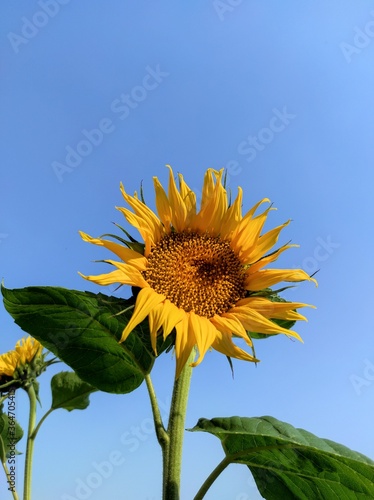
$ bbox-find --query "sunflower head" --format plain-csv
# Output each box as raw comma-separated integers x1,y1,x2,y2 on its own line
80,166,316,377
0,336,45,390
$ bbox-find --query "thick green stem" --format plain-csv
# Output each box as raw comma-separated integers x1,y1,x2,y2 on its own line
163,350,194,500
193,455,231,500
23,384,37,500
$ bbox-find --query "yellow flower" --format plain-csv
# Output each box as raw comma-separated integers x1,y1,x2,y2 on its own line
0,336,43,379
80,167,316,377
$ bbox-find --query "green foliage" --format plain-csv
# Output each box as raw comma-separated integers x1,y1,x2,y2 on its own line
190,416,374,499
1,285,169,394
0,402,24,463
51,372,97,411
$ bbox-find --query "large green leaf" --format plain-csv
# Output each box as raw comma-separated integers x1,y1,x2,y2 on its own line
1,286,156,394
190,416,374,499
51,372,97,411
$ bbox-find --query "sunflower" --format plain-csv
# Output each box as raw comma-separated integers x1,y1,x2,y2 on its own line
0,337,43,379
80,167,316,377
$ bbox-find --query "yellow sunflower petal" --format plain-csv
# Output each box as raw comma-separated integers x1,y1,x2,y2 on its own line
236,297,313,321
80,259,149,288
231,206,273,259
0,351,18,377
1,337,43,378
153,176,172,232
79,232,147,270
148,300,185,354
246,269,318,291
246,244,298,274
15,337,42,364
245,197,271,219
178,173,196,218
120,288,166,343
120,182,164,243
228,197,270,243
175,314,196,379
212,332,258,362
210,314,252,347
108,260,151,288
166,165,188,232
200,168,216,211
207,170,228,233
220,187,243,239
120,183,162,231
79,269,130,286
270,309,307,322
148,303,164,354
225,306,303,341
159,300,185,340
241,220,290,264
194,169,227,234
190,312,218,367
116,206,156,255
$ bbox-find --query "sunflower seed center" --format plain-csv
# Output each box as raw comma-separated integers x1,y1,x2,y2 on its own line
142,232,246,317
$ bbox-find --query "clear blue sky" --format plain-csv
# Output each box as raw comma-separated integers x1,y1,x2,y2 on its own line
1,2,374,499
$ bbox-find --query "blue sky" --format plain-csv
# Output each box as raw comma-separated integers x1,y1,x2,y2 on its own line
1,1,374,499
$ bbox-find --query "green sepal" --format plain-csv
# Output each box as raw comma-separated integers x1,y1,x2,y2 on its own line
190,416,374,499
51,371,97,411
139,180,146,204
107,222,146,254
1,285,156,394
101,232,145,254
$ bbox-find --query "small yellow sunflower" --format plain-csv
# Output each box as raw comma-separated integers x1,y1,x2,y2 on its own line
0,337,43,379
80,167,316,377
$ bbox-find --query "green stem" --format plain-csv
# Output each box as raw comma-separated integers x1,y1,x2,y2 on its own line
23,384,37,500
144,374,169,492
29,408,54,441
144,374,168,445
193,455,231,500
163,350,195,500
